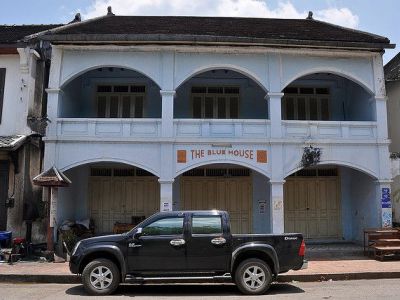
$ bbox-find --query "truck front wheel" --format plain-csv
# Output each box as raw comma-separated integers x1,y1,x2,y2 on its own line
235,258,272,295
82,258,120,295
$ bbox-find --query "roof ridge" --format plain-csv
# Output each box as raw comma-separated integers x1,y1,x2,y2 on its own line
23,13,113,42
309,18,390,43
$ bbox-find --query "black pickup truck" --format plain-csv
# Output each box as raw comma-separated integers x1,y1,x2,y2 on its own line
70,210,306,295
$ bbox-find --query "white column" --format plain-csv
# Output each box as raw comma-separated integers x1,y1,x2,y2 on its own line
159,180,174,212
267,92,284,138
375,180,393,228
270,180,285,233
375,95,389,139
45,89,62,137
160,90,175,137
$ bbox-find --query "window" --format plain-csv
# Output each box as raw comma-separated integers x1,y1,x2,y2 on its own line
0,69,5,123
96,85,145,118
282,87,330,121
192,216,223,234
142,217,184,236
191,86,239,119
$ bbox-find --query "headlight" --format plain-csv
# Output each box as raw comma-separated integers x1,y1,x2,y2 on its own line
71,241,81,256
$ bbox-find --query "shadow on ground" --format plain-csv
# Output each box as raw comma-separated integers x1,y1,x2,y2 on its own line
65,283,305,297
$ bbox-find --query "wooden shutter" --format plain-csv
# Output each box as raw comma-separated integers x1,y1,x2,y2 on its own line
0,69,6,123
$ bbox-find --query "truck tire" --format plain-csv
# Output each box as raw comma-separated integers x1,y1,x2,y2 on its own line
82,258,120,295
235,258,272,295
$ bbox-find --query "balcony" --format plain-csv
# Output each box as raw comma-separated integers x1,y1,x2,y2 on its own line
174,119,271,139
282,120,377,140
56,118,161,139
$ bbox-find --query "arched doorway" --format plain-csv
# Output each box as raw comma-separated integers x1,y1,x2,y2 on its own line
284,165,378,241
174,69,268,120
60,67,161,119
59,162,160,233
175,164,270,234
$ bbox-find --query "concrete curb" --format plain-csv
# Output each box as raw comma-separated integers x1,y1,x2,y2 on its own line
1,272,400,284
278,272,400,282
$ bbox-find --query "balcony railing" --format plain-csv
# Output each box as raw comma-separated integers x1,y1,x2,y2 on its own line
174,119,271,138
54,118,378,141
281,120,378,139
56,118,161,138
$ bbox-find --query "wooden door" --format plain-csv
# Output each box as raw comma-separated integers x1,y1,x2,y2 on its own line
89,176,159,233
284,176,341,239
0,161,9,231
181,177,252,233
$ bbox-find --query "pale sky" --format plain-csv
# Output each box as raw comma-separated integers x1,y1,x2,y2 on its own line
1,0,398,63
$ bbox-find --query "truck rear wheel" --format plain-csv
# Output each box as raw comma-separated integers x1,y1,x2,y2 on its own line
82,258,120,295
235,258,272,295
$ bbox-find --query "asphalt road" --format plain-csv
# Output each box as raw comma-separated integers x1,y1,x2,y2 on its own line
0,279,399,299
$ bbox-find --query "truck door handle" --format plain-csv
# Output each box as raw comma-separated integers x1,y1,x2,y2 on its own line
211,237,226,245
170,239,186,246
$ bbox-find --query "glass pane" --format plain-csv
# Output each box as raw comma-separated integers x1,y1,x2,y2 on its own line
208,87,223,94
321,98,330,120
97,96,107,118
109,96,119,118
122,96,131,118
316,88,329,95
297,97,306,120
192,216,222,234
135,96,143,118
299,87,313,94
114,85,129,93
285,97,295,120
142,217,184,236
205,97,214,118
230,97,239,119
97,85,112,93
217,97,226,118
193,96,202,118
309,97,318,120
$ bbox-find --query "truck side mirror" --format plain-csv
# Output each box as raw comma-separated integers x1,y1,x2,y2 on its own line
134,227,143,239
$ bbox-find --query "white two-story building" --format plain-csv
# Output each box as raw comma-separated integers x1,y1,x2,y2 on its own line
29,10,394,242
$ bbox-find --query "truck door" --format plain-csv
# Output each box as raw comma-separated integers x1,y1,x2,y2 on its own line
185,214,231,273
127,215,188,274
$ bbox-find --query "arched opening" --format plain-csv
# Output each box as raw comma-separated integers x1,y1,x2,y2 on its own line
281,73,374,122
284,164,378,242
59,67,161,118
174,163,271,234
174,69,268,119
58,162,160,234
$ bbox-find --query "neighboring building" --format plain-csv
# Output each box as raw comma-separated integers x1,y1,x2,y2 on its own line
385,52,400,223
21,10,394,243
0,24,61,241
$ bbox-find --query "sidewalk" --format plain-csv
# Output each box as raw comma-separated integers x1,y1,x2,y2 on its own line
1,257,400,284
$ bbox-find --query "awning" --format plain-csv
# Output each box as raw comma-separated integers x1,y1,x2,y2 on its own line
33,166,71,187
0,135,27,151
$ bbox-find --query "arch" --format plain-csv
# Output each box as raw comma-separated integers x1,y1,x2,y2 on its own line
284,160,378,180
175,160,270,179
60,158,160,177
175,64,269,92
60,64,162,89
282,67,374,95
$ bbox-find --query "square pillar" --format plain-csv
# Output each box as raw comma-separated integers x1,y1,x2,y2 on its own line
267,92,284,138
376,180,393,228
375,96,388,139
160,90,176,137
45,89,61,137
159,180,174,212
270,180,285,234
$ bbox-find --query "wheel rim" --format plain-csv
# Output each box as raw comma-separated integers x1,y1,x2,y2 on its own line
242,265,266,290
89,266,113,290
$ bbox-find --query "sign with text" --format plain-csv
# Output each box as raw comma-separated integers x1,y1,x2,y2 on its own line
177,148,268,164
